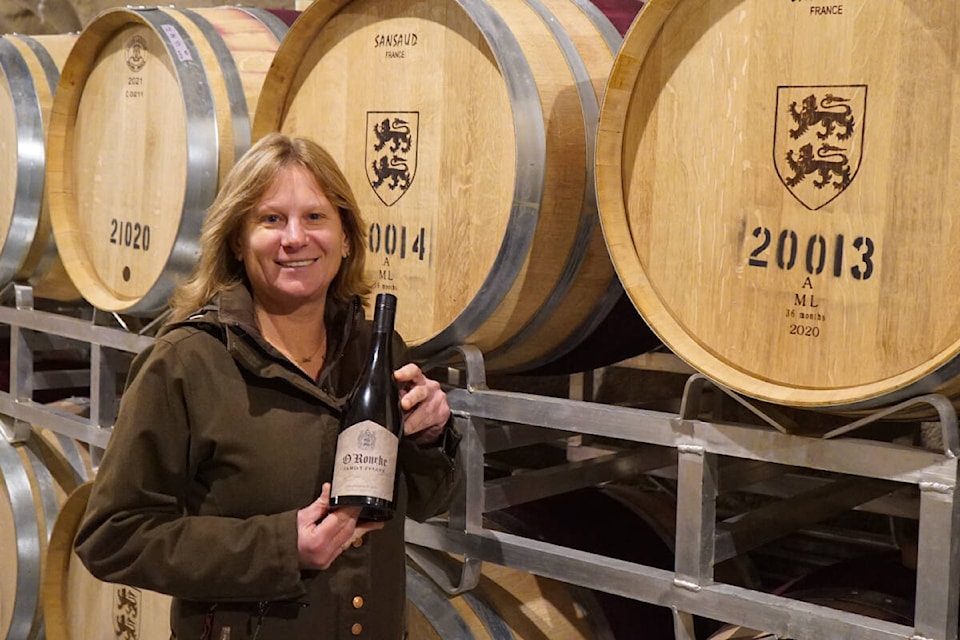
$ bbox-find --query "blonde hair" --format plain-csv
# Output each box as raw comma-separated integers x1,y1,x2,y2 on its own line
168,133,371,322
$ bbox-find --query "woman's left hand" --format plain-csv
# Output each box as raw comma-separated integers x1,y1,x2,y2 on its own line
395,363,450,445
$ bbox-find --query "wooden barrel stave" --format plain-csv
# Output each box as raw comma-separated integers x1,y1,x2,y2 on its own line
42,482,172,640
479,0,629,373
406,569,480,639
0,33,80,302
0,440,47,640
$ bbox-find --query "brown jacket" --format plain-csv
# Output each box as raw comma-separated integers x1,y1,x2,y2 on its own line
74,285,462,639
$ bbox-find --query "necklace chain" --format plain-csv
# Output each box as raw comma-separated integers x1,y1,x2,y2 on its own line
297,341,325,364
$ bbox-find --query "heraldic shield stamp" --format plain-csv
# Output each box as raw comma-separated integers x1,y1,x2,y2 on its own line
366,111,419,206
774,85,866,210
114,585,144,639
124,35,147,73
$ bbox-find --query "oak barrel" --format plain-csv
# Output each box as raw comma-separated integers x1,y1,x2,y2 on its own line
596,0,960,413
46,6,288,314
42,482,172,640
407,485,738,638
487,485,735,639
406,559,605,639
706,550,923,639
0,33,79,302
0,419,91,640
253,0,658,373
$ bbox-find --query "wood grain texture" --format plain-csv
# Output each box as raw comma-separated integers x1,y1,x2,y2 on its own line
0,34,80,301
255,0,623,370
42,482,172,640
597,0,960,411
46,7,283,313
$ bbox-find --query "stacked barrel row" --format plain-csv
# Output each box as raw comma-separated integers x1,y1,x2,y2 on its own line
5,0,960,412
2,0,659,379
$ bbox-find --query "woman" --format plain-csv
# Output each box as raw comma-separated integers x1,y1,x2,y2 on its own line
75,133,462,639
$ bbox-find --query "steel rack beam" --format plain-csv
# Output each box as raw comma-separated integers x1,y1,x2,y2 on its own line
410,345,960,640
0,300,152,448
405,522,916,640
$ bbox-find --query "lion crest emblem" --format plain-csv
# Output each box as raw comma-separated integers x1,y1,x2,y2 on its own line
774,86,866,210
114,586,143,639
366,111,418,206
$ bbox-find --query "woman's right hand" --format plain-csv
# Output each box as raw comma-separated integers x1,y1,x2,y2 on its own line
296,483,385,570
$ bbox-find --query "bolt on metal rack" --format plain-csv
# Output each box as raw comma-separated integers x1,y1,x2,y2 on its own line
1,289,958,640
406,345,960,640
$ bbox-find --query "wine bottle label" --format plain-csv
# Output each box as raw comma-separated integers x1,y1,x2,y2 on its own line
331,420,399,501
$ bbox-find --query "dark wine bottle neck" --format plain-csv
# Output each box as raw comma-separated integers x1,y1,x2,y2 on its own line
371,293,397,336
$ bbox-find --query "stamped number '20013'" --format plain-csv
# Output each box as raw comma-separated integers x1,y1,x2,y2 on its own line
748,227,874,281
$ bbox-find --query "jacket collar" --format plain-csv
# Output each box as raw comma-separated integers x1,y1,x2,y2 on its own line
171,283,364,406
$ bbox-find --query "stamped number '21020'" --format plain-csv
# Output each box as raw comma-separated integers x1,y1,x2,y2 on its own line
110,219,151,251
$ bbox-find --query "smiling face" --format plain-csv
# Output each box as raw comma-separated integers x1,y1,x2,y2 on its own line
235,164,350,313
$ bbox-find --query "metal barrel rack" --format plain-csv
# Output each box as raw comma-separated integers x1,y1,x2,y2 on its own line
1,291,958,640
408,346,960,640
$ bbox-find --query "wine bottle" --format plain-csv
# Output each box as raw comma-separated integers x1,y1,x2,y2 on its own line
330,293,402,521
